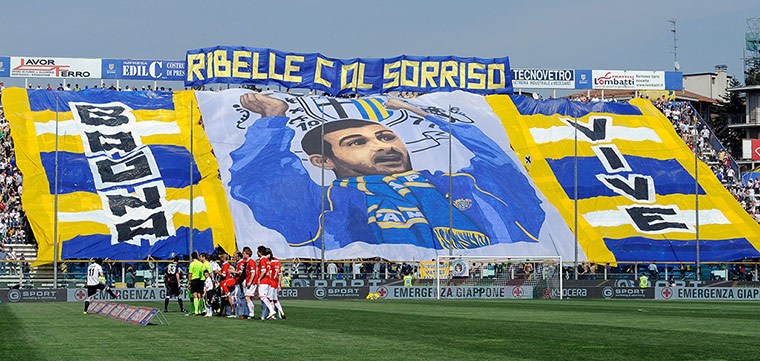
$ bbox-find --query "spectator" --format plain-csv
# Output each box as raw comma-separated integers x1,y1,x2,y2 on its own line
0,242,5,273
125,266,136,288
19,253,30,288
327,262,337,279
648,261,659,280
7,246,16,275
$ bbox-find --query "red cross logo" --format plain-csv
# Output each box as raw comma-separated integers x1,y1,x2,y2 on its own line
661,287,673,300
512,286,524,298
75,288,87,301
377,286,388,299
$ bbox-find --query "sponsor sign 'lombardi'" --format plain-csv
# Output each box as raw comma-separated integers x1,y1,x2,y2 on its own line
592,70,665,90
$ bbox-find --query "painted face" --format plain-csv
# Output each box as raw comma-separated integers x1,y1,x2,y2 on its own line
324,124,412,178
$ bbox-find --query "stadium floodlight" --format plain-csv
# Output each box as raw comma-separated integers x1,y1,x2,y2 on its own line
434,255,563,300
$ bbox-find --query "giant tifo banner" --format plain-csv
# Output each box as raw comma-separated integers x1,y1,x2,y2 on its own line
185,47,512,95
196,90,577,261
491,96,760,262
1,88,235,261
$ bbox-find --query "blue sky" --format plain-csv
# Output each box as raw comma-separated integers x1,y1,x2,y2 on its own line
1,0,757,88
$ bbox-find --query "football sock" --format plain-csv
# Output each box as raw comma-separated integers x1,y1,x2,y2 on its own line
178,298,184,311
164,298,170,311
274,301,284,316
246,300,255,317
107,288,117,298
260,296,275,316
84,301,90,312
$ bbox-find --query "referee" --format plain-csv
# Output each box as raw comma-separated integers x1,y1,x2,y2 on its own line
187,252,204,316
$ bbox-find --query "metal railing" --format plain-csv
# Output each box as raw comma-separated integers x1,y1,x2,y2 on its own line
1,260,758,289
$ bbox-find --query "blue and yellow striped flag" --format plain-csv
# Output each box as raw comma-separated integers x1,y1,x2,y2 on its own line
2,88,235,262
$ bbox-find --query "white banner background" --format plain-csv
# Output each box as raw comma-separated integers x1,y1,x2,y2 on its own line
196,90,582,261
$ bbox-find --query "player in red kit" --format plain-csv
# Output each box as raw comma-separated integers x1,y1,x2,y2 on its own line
266,248,286,319
217,252,235,316
220,252,240,296
256,245,277,320
241,247,258,319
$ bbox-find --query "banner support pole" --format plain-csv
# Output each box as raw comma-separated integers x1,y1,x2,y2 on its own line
694,104,700,280
320,99,326,279
573,116,578,280
53,96,59,287
189,99,194,256
448,105,453,257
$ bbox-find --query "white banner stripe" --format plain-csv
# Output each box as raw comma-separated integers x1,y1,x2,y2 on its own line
529,125,661,144
58,197,207,224
583,208,729,228
35,120,181,136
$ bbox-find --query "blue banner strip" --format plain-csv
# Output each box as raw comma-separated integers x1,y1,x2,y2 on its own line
27,88,175,112
61,227,214,260
510,94,643,118
546,155,705,200
184,46,512,95
40,145,201,194
604,237,760,262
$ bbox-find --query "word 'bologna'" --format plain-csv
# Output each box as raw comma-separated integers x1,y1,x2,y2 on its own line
184,46,512,95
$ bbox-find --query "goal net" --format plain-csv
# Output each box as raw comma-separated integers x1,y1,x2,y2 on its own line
433,256,563,300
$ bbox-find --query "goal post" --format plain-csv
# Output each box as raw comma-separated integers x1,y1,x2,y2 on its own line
434,255,563,300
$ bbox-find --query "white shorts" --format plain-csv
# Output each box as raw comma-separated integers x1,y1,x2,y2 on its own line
257,284,270,299
244,283,257,297
267,285,278,301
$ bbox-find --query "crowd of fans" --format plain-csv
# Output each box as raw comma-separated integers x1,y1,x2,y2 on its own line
650,98,760,222
0,109,26,246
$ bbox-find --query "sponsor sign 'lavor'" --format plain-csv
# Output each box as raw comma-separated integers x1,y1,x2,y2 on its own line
10,56,102,79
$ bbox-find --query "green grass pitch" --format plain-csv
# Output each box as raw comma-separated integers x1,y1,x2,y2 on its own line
1,299,758,360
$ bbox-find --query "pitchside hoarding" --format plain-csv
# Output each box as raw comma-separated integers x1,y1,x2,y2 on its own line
370,285,540,299
656,286,760,300
9,56,102,79
0,288,67,303
67,287,174,302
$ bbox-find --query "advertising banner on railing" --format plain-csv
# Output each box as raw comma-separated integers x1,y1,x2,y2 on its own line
0,56,9,78
591,70,665,90
2,88,236,261
511,69,575,89
196,89,577,261
185,46,512,95
102,59,186,81
8,56,102,79
492,95,760,262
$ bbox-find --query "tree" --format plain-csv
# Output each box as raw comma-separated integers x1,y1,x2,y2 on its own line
746,64,760,86
709,78,745,158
